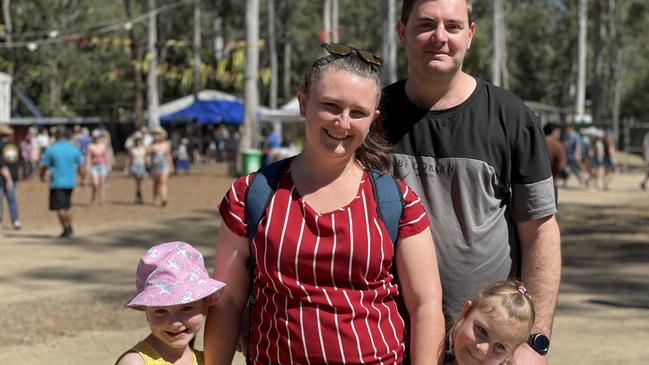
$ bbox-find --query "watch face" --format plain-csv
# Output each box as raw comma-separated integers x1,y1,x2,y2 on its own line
531,334,550,354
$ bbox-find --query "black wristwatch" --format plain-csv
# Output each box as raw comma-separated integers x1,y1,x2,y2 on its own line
528,333,550,356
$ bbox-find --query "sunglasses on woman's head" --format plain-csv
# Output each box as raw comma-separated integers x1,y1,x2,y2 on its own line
322,43,383,67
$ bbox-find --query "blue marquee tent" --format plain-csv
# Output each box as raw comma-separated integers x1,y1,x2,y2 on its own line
160,99,244,125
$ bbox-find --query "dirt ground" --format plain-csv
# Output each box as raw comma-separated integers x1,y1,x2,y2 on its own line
1,158,648,364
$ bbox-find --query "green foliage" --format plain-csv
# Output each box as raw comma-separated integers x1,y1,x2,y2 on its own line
2,0,649,120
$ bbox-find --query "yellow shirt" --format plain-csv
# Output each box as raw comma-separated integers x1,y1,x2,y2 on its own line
123,340,204,365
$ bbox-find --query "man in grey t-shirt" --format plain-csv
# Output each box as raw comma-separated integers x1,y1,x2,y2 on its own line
381,1,561,364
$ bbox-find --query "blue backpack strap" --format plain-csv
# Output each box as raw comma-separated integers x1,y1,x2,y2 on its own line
244,158,291,241
241,158,291,363
369,169,404,244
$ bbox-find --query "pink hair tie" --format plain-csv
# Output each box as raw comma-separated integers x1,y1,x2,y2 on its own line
517,284,527,295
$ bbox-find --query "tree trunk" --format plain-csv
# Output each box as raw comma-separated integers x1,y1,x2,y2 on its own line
281,2,293,100
47,56,61,115
331,0,339,43
382,0,397,84
123,0,144,129
213,0,224,60
323,0,331,43
492,0,508,88
575,0,588,122
267,0,278,109
2,0,12,74
240,0,260,153
193,0,202,98
147,0,160,128
609,0,621,140
592,0,604,123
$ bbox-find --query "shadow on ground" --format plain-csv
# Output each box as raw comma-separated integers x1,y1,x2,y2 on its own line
557,202,649,311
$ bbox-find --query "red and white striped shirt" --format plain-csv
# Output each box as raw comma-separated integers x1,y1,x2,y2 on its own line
219,167,430,364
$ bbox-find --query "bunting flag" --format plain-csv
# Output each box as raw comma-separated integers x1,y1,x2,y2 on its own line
101,56,272,90
50,35,267,54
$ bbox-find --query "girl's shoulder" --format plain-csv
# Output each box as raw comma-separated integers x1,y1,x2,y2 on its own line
114,350,145,365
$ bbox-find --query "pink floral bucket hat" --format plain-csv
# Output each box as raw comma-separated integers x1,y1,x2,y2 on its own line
125,241,226,309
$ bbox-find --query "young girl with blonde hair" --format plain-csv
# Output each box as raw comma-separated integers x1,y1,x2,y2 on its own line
445,280,536,365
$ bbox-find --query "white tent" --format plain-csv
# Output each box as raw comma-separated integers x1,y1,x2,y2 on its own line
259,97,302,123
159,89,244,116
159,89,291,123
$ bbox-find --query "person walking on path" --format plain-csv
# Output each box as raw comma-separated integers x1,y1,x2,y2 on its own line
381,1,561,364
147,127,174,207
40,128,85,238
562,126,584,187
602,130,618,190
0,125,22,229
544,123,567,205
85,129,110,204
125,132,148,204
205,48,445,364
640,131,649,191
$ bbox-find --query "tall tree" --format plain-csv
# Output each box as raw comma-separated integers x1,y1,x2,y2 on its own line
2,0,12,74
193,0,201,97
123,0,144,129
213,0,224,60
331,0,339,42
280,1,293,101
592,0,605,122
491,0,508,88
609,0,621,138
267,0,278,109
323,0,331,44
241,0,260,152
147,0,160,128
382,0,397,84
575,0,588,121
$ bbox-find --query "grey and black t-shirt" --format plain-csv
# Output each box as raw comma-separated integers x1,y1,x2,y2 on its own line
381,78,556,325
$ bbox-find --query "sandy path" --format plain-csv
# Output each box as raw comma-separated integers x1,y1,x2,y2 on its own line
1,161,648,364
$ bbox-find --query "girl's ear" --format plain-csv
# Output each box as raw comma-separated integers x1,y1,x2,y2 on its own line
459,300,474,319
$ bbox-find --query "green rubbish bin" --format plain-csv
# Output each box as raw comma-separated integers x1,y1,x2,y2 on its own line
240,148,263,175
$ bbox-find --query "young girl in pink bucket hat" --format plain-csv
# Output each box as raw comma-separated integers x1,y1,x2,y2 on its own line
115,241,226,365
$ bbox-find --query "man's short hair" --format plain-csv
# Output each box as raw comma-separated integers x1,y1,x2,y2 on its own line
543,122,560,136
400,0,473,25
55,127,70,139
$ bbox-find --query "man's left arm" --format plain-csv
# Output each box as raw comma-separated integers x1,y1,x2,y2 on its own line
513,215,561,365
1,166,12,189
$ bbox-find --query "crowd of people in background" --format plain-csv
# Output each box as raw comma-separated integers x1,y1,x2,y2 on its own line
0,123,248,235
0,118,634,239
550,124,619,192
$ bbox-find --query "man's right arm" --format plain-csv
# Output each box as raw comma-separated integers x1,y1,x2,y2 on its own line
0,166,12,189
39,152,48,182
39,165,47,182
77,153,86,184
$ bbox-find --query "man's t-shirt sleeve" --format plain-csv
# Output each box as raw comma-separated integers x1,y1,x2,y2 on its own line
509,108,556,222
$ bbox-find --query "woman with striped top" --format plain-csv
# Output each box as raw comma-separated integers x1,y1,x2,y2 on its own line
205,46,445,365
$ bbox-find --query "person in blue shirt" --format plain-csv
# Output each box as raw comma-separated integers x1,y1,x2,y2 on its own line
261,125,282,167
40,127,85,238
